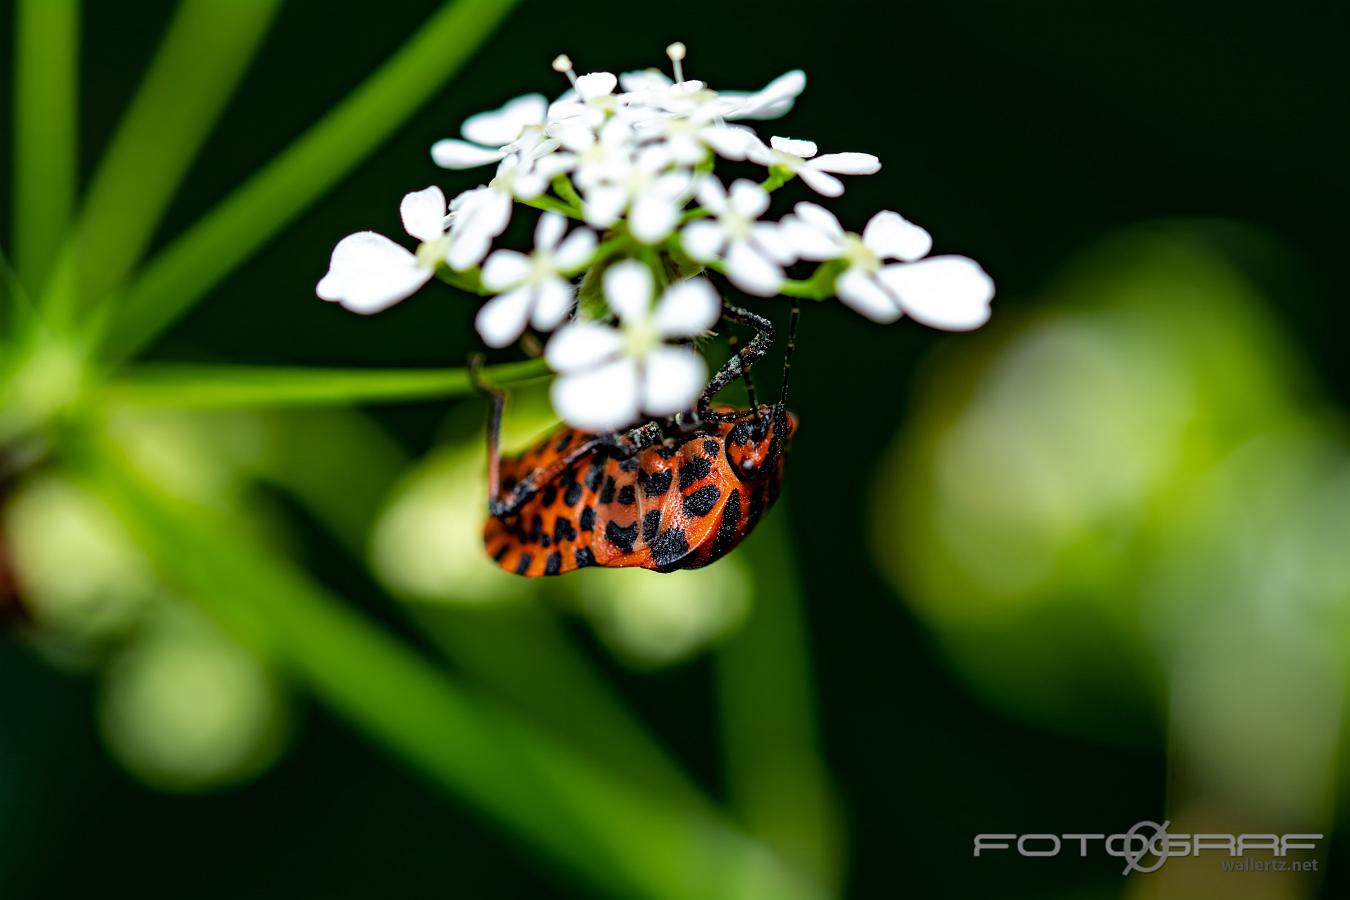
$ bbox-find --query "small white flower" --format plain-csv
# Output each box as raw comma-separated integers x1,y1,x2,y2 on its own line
781,202,994,329
548,71,620,132
443,184,512,271
316,186,450,314
680,178,794,297
579,144,692,244
546,261,720,431
475,213,597,348
431,93,552,169
748,136,880,197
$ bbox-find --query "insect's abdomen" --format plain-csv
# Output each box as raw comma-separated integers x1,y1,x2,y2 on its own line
484,429,786,577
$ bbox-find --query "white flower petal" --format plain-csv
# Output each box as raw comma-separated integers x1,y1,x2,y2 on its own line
700,125,756,160
793,201,844,239
545,321,625,371
809,152,881,175
694,175,729,214
603,260,654,321
583,184,627,227
399,186,447,243
446,231,492,271
629,191,679,244
877,256,995,331
780,216,842,261
430,139,507,169
863,211,932,262
576,71,618,101
641,347,707,417
474,287,534,348
530,278,575,332
550,230,594,273
461,93,546,147
680,220,725,262
480,249,531,291
796,167,845,197
317,232,430,314
725,70,806,120
653,277,721,337
770,136,818,159
552,359,642,432
534,211,566,252
728,180,770,220
836,269,902,323
725,240,784,297
751,223,797,265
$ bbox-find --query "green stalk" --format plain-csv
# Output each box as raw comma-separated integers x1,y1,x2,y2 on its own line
103,0,523,362
82,435,828,900
52,0,282,320
99,359,549,409
714,507,845,892
11,0,79,293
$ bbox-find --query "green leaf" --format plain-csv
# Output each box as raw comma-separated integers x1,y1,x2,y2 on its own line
11,0,79,293
81,436,830,900
100,359,550,409
102,0,523,363
51,0,283,320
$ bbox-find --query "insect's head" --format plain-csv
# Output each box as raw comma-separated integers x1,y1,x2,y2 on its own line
722,404,796,482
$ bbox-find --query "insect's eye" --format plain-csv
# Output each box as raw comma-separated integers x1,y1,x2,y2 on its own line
740,459,758,475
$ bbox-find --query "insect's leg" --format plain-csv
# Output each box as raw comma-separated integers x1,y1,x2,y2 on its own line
470,356,510,515
727,331,759,410
698,304,775,415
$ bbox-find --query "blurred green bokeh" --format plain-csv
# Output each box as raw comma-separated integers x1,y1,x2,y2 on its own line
1,2,1346,899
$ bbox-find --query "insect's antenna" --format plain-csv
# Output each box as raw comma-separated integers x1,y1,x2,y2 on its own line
778,300,799,407
728,331,760,421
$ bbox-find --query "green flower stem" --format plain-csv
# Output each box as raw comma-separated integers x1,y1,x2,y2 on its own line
522,194,585,220
99,359,550,410
551,175,585,210
102,0,523,364
83,437,829,900
11,0,78,294
715,506,845,893
778,261,843,300
47,0,282,327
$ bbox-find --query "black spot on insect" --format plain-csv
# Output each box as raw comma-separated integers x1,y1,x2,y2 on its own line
727,422,754,447
605,521,637,553
638,469,673,498
540,533,552,548
650,527,689,569
579,506,596,532
515,554,533,575
748,484,765,524
529,515,544,543
564,479,583,507
703,439,719,456
683,485,721,517
711,489,741,557
619,457,639,473
617,484,636,506
584,459,605,490
575,547,595,568
600,476,616,504
492,545,509,562
679,457,711,490
545,552,562,576
541,484,558,507
553,517,577,544
555,432,573,453
642,509,661,543
656,444,680,460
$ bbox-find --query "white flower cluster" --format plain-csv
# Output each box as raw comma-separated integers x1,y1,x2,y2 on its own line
318,44,995,432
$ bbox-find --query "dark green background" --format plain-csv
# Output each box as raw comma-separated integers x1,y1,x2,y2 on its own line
1,0,1345,896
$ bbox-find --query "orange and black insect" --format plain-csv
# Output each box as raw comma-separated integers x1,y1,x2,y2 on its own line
478,302,798,576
